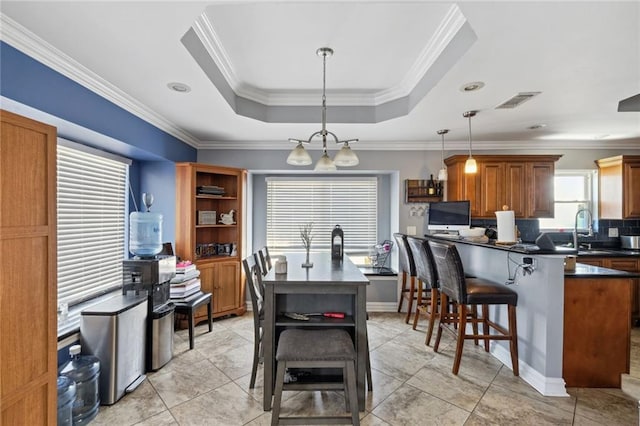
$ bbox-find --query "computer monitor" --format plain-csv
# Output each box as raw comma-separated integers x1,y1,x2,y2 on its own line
426,200,471,232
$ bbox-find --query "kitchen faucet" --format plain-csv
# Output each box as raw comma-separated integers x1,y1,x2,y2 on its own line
573,207,594,249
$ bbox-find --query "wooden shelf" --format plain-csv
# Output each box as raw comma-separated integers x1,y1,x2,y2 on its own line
405,179,443,203
196,195,237,200
195,224,238,229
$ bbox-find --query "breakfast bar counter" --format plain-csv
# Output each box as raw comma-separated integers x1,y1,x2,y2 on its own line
429,235,640,395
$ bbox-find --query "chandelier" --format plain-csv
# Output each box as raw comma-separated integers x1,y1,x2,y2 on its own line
286,47,359,170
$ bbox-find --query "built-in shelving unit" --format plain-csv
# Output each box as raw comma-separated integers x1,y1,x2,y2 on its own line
175,163,247,321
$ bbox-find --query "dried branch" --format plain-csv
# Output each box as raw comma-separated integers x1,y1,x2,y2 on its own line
299,222,314,250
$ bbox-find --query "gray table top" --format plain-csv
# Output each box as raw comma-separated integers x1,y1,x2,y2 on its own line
264,252,369,285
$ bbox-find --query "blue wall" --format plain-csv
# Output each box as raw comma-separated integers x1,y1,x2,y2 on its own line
1,41,195,252
1,42,196,163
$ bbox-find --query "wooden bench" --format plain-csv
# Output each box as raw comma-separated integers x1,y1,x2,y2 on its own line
172,291,213,349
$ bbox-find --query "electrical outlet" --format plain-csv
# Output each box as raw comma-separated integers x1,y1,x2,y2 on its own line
608,227,619,237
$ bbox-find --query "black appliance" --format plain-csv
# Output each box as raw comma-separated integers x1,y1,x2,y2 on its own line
122,255,176,371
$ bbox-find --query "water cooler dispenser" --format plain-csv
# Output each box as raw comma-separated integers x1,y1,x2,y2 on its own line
123,255,176,371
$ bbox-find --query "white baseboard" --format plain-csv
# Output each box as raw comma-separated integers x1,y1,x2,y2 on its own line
491,343,569,397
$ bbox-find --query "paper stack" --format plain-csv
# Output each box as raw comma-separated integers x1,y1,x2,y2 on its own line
170,261,201,301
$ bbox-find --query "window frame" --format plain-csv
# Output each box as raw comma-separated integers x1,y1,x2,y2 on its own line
56,139,130,336
265,176,379,255
538,169,597,232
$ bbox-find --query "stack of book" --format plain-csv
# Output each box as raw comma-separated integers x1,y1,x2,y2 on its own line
170,261,201,302
196,185,225,196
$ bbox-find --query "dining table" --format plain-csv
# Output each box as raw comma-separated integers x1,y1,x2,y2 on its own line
262,252,370,411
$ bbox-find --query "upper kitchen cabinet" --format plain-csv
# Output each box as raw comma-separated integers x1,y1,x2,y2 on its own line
596,155,640,219
445,155,561,219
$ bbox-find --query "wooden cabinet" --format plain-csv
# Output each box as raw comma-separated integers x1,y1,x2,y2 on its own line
175,163,246,321
1,110,57,423
564,275,632,387
596,155,640,219
445,155,561,218
577,256,640,321
445,160,482,217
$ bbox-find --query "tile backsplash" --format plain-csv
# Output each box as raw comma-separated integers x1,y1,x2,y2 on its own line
471,218,640,245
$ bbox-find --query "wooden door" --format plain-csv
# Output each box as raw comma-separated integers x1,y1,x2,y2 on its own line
214,261,240,314
505,163,527,217
526,162,555,218
479,162,504,218
623,160,640,218
1,110,57,424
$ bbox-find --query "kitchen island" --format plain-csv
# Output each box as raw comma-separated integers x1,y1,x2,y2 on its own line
429,236,639,396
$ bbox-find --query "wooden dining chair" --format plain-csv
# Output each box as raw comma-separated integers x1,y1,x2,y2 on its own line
242,255,265,388
258,246,272,276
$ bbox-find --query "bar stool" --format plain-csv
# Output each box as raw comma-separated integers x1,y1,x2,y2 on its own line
271,329,359,426
428,239,519,376
393,233,423,324
406,236,439,346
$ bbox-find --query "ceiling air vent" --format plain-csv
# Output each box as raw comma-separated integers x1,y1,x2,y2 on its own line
495,92,541,109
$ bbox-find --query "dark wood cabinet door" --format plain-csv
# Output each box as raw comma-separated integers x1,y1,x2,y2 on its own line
479,162,504,218
624,161,640,218
526,162,555,218
505,163,527,217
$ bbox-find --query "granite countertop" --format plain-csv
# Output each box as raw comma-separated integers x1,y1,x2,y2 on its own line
565,262,640,278
426,234,640,258
426,234,577,255
575,248,640,258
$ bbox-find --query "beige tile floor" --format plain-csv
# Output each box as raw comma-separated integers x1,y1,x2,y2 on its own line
93,313,638,425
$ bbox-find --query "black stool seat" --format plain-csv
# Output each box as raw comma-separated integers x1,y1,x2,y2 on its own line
466,279,518,306
276,329,355,361
173,291,213,350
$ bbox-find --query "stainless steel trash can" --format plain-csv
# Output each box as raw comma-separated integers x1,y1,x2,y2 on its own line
80,294,147,405
151,303,174,370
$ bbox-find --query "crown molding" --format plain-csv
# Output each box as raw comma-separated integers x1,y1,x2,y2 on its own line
0,14,201,148
198,138,640,151
192,4,466,107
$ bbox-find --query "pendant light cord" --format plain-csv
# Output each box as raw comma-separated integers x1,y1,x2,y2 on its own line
468,115,473,156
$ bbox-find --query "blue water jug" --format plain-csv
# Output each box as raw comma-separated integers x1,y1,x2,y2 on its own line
57,375,76,426
129,193,162,257
59,345,100,425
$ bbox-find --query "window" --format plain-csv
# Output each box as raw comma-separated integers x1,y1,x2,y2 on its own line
57,140,129,308
538,170,596,231
266,177,378,253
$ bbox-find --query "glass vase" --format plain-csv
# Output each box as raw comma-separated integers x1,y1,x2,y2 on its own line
302,248,313,268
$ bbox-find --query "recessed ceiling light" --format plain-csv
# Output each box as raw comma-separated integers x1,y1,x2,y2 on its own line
527,124,547,130
167,82,191,93
460,81,485,92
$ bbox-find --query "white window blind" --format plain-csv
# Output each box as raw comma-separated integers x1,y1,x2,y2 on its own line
266,177,378,253
57,143,128,307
